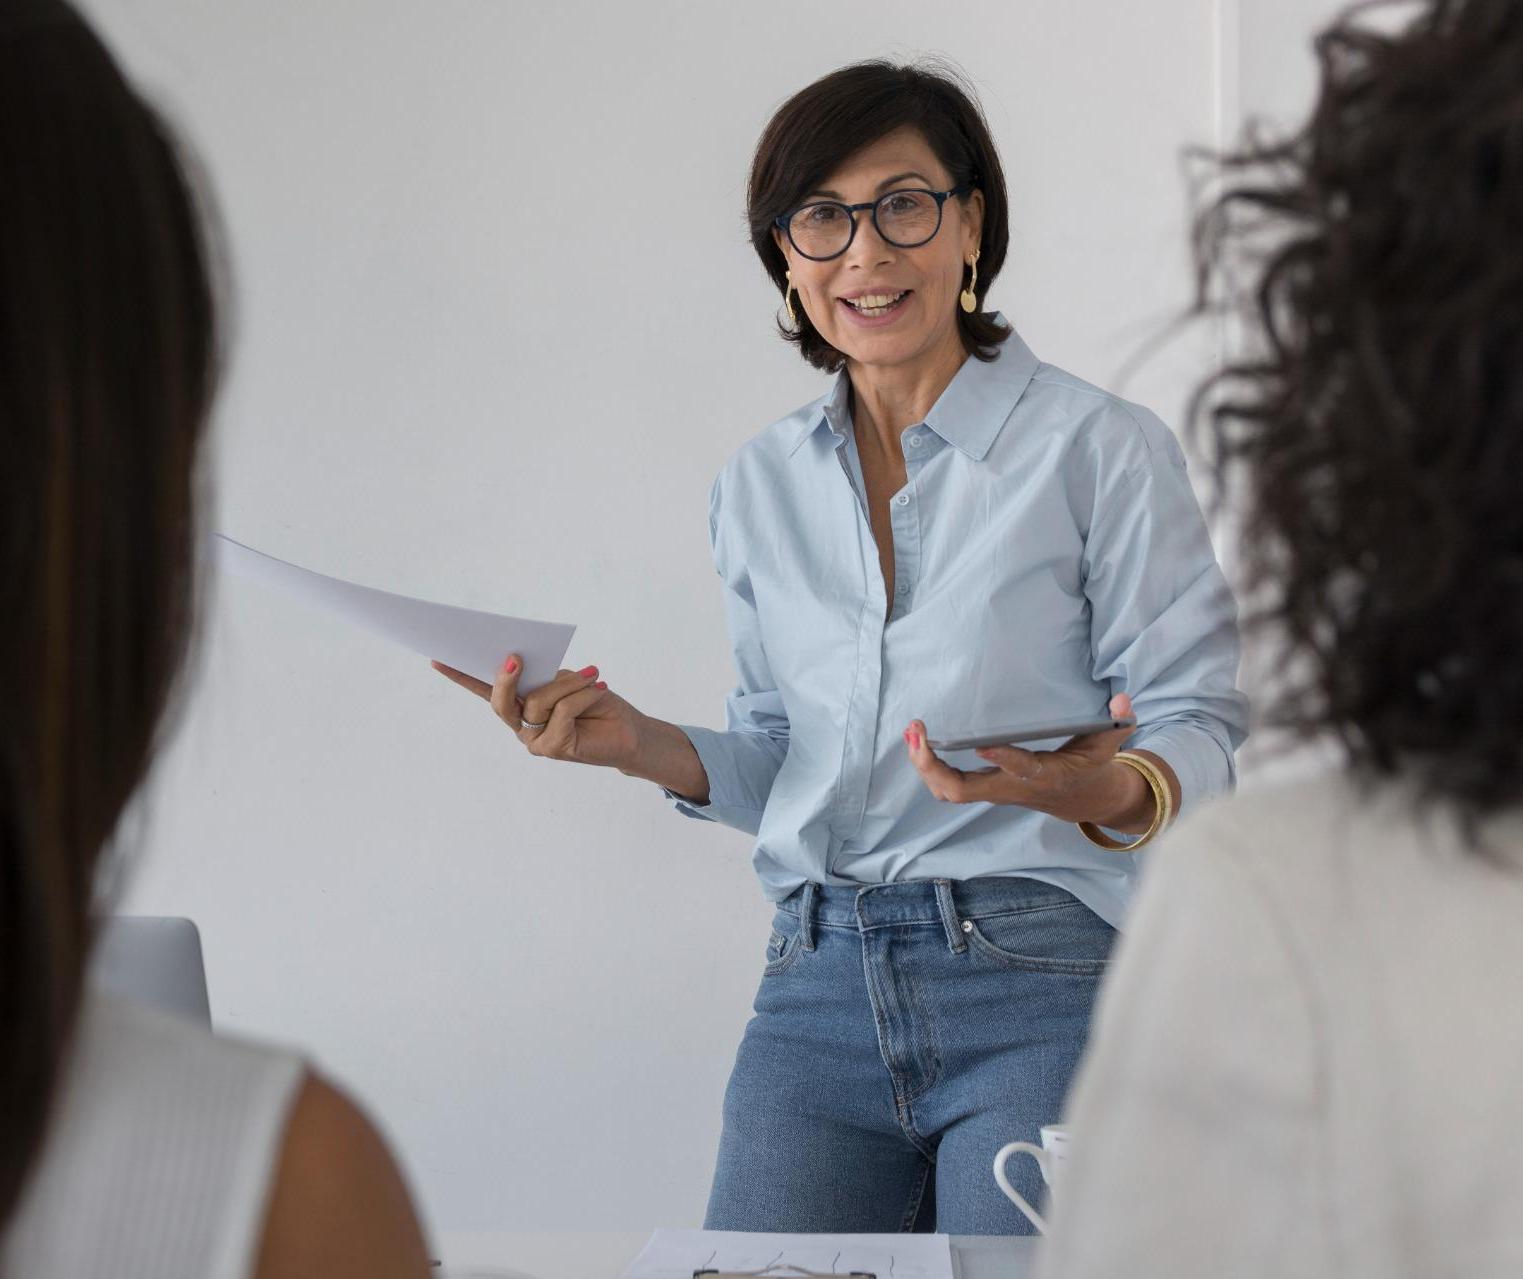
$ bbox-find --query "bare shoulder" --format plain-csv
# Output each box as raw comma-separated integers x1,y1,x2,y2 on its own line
252,1071,430,1279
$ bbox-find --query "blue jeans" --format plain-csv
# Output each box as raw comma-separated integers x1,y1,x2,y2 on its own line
705,877,1115,1235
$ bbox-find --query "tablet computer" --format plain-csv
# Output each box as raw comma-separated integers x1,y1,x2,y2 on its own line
926,714,1136,753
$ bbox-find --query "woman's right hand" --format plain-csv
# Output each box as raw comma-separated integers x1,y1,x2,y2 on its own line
431,655,643,769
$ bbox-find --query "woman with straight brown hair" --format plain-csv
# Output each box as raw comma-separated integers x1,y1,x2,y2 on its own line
0,3,429,1274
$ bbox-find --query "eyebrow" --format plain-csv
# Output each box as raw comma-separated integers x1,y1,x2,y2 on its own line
803,171,935,201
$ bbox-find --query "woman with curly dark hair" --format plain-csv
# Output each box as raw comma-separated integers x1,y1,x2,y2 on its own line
1033,0,1523,1274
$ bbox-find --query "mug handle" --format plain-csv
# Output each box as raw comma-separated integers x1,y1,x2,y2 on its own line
993,1141,1050,1234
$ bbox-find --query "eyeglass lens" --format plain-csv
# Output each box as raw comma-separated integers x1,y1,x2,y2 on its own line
788,191,942,259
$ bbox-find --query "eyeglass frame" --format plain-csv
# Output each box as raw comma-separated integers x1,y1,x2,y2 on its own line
773,180,977,262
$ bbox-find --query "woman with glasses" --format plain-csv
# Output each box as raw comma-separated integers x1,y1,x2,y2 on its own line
434,61,1247,1232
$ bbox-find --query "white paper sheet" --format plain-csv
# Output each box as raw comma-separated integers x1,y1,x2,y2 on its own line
618,1229,955,1279
214,534,575,690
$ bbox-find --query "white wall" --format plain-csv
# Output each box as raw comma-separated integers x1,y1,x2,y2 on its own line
78,0,1321,1237
1240,0,1352,129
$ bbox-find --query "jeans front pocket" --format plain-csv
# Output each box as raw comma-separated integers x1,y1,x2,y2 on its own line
763,909,805,976
963,899,1115,975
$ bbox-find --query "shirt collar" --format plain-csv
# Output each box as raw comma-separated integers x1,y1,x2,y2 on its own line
788,317,1040,460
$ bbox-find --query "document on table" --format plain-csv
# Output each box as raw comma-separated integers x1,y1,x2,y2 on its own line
619,1229,954,1279
214,535,576,689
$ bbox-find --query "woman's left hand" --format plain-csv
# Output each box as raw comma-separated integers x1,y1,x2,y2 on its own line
904,693,1147,826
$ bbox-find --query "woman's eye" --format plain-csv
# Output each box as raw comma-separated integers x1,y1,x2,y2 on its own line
803,205,844,226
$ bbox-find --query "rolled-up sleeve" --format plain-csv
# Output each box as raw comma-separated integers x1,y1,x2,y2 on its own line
1080,408,1249,814
665,474,790,835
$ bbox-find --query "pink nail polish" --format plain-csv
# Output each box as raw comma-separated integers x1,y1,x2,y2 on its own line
911,733,922,750
502,657,519,674
577,665,598,679
594,681,608,691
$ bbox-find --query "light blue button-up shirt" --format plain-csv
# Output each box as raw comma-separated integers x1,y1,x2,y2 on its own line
671,325,1247,928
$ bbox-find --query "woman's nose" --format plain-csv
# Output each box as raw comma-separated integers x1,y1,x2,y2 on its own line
843,213,897,268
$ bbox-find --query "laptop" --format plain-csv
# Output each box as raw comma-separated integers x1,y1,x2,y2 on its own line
88,916,212,1026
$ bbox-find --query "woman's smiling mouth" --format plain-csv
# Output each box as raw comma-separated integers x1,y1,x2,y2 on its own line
839,289,913,322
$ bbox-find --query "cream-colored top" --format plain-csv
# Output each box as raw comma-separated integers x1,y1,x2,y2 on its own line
4,992,305,1278
1036,775,1523,1278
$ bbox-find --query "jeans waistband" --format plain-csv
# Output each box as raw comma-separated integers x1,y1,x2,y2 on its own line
777,877,1081,955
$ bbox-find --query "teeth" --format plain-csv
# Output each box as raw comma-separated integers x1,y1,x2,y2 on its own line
849,291,906,310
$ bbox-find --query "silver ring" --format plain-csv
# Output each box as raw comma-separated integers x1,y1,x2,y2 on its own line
519,719,547,731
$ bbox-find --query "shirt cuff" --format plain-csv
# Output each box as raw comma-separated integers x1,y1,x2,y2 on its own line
1126,718,1237,818
660,724,776,836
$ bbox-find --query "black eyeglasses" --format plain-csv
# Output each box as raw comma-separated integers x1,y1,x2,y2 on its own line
774,181,975,262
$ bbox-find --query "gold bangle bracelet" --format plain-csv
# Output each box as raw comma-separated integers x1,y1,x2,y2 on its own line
1119,750,1173,832
1077,752,1172,852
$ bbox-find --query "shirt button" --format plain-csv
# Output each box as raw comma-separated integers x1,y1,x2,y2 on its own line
895,493,910,506
908,433,923,448
897,583,909,595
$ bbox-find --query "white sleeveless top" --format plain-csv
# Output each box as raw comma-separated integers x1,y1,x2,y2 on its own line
3,992,306,1278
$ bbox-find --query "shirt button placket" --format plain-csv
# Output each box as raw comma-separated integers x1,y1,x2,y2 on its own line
893,490,911,619
890,438,922,616
836,465,887,846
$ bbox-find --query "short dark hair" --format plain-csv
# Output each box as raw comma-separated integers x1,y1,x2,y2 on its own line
1191,0,1523,838
0,0,220,1229
747,60,1012,373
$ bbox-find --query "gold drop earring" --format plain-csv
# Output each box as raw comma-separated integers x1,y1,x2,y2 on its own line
960,251,980,314
784,270,799,328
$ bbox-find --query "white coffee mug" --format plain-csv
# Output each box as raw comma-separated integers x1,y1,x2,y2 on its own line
993,1123,1070,1234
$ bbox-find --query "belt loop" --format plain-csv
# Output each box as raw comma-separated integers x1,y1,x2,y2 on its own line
934,879,967,954
799,882,818,951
